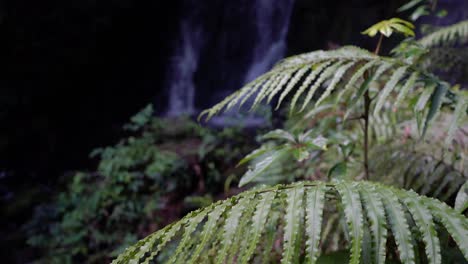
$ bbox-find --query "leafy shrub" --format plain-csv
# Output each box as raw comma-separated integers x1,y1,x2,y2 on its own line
25,105,255,263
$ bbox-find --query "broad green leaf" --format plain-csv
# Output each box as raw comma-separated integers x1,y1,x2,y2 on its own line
239,149,289,187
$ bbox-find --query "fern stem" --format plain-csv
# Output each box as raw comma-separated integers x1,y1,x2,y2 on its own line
363,91,370,180
363,34,384,180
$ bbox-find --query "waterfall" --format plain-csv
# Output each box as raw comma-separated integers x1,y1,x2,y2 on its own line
243,0,295,83
165,0,295,117
166,18,202,116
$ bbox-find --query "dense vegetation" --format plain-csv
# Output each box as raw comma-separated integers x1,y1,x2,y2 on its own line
114,6,468,264
22,1,468,263
24,106,259,263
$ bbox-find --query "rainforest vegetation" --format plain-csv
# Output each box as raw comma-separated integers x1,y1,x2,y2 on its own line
1,0,467,263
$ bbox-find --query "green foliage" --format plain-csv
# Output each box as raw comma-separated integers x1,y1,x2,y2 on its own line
199,45,462,139
418,20,468,48
113,181,468,264
25,106,254,263
237,129,327,186
361,18,415,37
115,16,468,264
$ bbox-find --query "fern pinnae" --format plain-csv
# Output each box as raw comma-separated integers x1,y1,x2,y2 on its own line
335,60,378,104
215,194,255,264
168,208,211,264
225,75,266,112
188,201,231,264
422,83,448,136
315,60,358,107
249,73,283,111
373,66,408,117
274,66,310,107
281,183,305,264
299,61,346,112
140,222,183,264
399,190,441,264
445,97,467,146
419,20,468,47
228,195,259,264
305,183,326,264
423,196,468,260
454,181,468,213
239,191,276,264
261,210,281,264
267,68,298,104
393,72,419,112
378,186,415,264
359,183,387,264
199,91,239,121
335,181,364,264
112,231,160,264
288,61,333,112
414,83,436,113
344,62,392,119
235,75,273,111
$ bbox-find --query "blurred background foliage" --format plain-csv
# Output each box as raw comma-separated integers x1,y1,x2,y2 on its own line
23,105,259,263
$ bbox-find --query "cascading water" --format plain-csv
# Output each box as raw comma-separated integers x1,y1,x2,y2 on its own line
165,0,295,118
244,0,295,83
166,21,202,116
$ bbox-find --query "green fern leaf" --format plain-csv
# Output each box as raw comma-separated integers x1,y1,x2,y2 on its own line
335,60,378,104
305,182,326,263
168,208,210,263
400,190,441,264
335,181,363,264
288,61,333,112
359,183,387,264
378,186,415,264
239,191,276,264
422,83,448,136
393,71,419,112
445,97,467,146
274,66,311,107
188,201,230,263
455,181,468,213
344,62,392,119
314,61,358,107
373,66,408,116
215,194,255,264
299,61,345,112
419,20,468,47
423,196,468,260
114,181,468,264
281,183,305,264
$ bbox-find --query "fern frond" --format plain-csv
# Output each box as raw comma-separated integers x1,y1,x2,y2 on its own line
240,191,276,264
373,66,408,116
281,183,305,264
400,189,441,264
418,20,468,47
114,181,468,264
305,182,326,263
378,185,416,264
335,181,364,264
455,181,468,213
215,194,254,263
359,183,387,264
